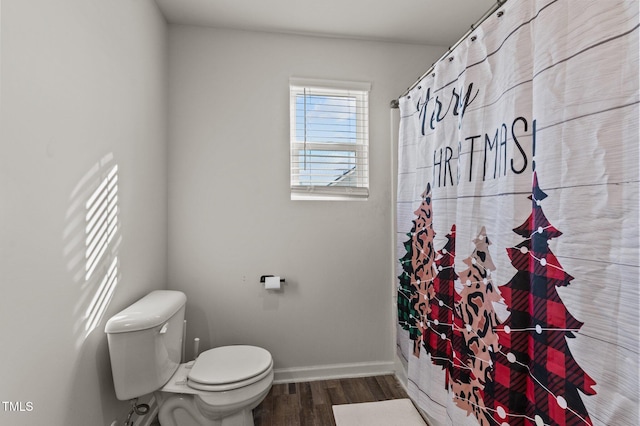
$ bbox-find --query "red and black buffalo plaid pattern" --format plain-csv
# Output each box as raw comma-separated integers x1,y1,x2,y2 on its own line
484,172,596,426
424,225,459,382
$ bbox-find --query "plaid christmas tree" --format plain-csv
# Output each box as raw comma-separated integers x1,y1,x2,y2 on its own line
484,172,596,426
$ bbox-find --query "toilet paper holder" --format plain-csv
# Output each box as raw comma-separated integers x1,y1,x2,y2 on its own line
260,275,285,283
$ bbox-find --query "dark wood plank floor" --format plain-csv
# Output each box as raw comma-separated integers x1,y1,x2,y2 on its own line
253,375,410,426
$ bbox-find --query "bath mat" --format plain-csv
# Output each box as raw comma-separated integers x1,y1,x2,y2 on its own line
332,398,426,426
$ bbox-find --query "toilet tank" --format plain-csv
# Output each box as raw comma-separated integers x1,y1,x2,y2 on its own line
105,290,187,400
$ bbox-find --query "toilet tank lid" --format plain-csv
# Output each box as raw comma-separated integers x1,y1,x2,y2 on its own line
105,290,187,334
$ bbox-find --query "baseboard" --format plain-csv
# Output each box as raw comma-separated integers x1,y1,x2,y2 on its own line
393,355,409,394
273,361,395,384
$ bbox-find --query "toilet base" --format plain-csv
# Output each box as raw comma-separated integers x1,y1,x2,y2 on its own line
217,408,253,426
155,366,273,426
157,393,256,426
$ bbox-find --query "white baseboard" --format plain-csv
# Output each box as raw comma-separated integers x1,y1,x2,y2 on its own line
273,361,395,384
393,355,409,394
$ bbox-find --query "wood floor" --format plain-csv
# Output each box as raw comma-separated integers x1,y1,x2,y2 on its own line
252,375,411,426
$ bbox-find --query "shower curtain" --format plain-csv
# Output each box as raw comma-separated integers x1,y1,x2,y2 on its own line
395,1,639,425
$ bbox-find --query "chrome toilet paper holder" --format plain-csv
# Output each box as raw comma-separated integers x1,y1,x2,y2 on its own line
260,275,285,283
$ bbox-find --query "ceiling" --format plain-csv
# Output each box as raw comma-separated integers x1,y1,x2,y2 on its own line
154,0,497,46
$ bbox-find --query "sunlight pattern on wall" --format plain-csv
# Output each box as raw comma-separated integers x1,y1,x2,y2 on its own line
65,154,121,348
83,164,119,335
85,164,118,281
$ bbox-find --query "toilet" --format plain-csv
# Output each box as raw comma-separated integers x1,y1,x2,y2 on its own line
105,290,273,426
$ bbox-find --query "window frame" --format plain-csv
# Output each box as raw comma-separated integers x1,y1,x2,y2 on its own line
289,77,371,201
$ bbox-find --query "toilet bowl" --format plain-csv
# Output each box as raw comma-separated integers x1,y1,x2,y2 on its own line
158,345,274,426
105,291,273,426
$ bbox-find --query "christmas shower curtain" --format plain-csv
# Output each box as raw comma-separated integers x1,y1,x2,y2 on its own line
395,1,639,425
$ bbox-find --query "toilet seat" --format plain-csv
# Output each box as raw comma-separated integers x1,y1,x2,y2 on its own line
187,345,273,392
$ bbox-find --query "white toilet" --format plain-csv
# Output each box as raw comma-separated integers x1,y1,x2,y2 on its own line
105,290,273,426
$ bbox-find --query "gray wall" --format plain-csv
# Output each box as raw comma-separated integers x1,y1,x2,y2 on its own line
0,2,446,423
0,0,168,424
167,25,443,380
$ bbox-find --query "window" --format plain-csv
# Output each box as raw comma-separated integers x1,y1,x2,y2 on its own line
289,78,370,200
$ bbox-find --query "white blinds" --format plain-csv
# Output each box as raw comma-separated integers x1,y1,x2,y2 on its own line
289,78,370,200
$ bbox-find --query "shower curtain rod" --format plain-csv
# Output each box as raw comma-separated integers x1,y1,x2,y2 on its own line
392,0,508,106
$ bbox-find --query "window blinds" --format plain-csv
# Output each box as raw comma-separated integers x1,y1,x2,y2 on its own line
289,78,370,200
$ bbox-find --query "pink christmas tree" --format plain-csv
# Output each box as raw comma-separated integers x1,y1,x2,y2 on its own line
450,227,503,425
